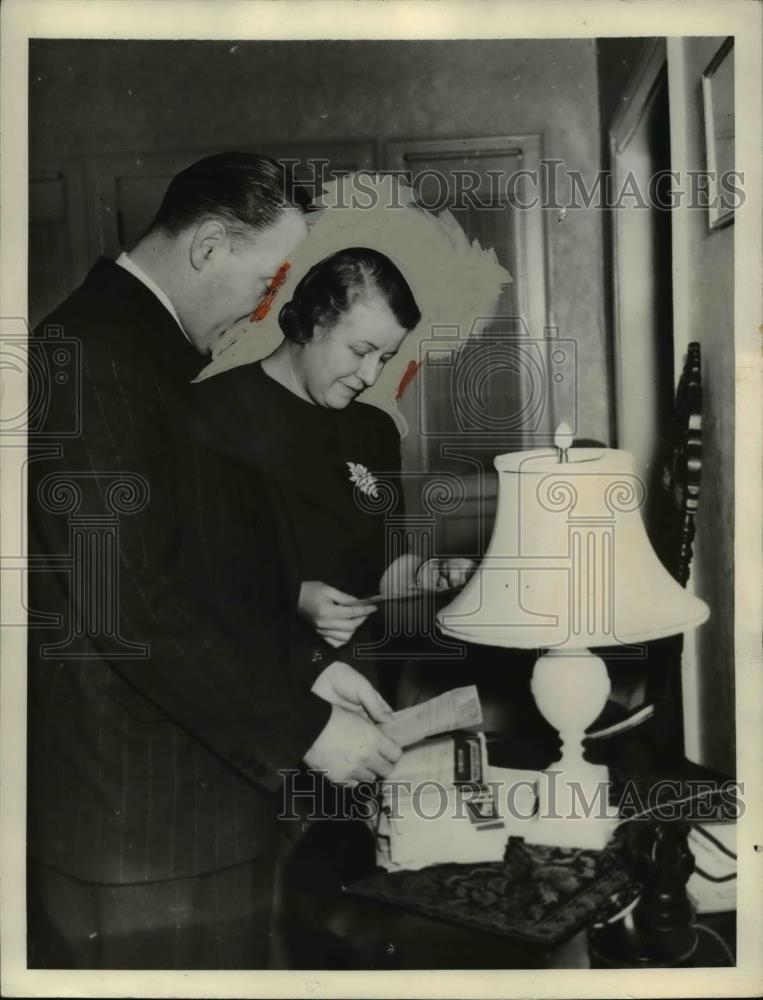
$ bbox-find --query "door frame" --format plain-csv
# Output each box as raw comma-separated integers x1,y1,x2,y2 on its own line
609,38,669,448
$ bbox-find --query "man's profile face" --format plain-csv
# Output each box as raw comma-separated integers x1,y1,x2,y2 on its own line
191,209,307,352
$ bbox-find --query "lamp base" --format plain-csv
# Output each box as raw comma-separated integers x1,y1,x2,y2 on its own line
523,816,619,851
523,762,619,850
525,648,619,850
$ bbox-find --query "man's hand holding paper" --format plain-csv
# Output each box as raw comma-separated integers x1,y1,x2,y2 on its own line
380,685,482,748
311,660,393,722
303,705,402,784
305,674,482,787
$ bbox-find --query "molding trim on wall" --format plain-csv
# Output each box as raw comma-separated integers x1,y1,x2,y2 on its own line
666,37,692,377
608,40,669,451
609,39,669,155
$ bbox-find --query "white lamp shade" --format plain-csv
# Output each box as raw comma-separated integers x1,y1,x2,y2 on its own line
437,448,709,649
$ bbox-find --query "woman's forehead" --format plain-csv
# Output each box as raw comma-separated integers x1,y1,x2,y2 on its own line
327,295,405,343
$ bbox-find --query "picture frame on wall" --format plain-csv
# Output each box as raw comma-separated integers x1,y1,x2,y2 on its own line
702,35,735,231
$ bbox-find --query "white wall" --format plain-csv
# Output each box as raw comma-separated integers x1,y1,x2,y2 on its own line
668,37,735,774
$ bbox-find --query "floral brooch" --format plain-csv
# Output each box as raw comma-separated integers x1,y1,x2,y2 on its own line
347,461,379,498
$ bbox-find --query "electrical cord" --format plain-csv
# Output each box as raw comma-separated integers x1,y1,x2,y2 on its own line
693,822,737,860
694,922,736,966
693,866,736,883
689,822,737,882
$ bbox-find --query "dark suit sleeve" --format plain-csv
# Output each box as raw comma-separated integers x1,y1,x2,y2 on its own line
33,331,330,794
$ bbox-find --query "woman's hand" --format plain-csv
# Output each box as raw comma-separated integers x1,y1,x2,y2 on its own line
298,581,377,648
415,557,476,592
311,661,394,723
378,553,422,598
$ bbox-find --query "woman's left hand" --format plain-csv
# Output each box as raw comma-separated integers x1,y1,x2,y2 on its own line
416,557,476,592
298,580,377,647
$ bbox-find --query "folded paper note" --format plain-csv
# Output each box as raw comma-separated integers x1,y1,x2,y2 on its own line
345,585,458,607
381,685,482,748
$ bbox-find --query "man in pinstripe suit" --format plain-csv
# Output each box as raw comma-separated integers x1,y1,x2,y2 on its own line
27,153,401,969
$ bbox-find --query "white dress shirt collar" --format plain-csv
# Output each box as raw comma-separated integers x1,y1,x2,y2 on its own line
115,252,191,343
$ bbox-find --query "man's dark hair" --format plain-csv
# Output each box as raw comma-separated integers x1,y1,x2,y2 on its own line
147,151,311,240
278,247,421,344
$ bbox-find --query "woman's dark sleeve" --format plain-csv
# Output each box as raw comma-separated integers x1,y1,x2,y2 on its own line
367,404,405,519
190,371,338,685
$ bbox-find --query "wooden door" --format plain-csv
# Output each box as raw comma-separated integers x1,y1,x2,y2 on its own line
87,142,377,258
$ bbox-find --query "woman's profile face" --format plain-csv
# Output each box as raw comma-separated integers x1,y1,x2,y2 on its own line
293,294,409,409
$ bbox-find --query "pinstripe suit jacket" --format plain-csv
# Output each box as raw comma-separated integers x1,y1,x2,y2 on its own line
27,259,332,884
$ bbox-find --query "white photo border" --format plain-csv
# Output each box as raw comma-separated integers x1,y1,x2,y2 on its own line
2,2,761,998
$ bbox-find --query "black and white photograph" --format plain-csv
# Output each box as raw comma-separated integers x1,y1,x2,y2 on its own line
1,1,761,997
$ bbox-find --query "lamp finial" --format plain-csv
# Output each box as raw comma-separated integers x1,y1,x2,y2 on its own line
554,422,574,462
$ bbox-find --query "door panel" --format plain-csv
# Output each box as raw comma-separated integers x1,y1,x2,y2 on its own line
29,166,90,327
88,143,377,258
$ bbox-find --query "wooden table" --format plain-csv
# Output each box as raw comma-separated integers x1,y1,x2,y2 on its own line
279,719,736,970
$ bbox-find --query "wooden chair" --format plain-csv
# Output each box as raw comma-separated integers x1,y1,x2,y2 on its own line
655,341,703,586
648,341,703,755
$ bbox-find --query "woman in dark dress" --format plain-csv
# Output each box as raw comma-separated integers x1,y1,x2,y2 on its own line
193,248,472,681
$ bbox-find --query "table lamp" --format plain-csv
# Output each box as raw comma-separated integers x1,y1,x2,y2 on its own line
436,427,709,850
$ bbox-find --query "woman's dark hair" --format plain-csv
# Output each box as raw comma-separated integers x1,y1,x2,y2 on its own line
278,248,421,344
147,151,311,240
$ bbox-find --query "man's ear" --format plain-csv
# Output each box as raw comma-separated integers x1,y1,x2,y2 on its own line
189,219,227,271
